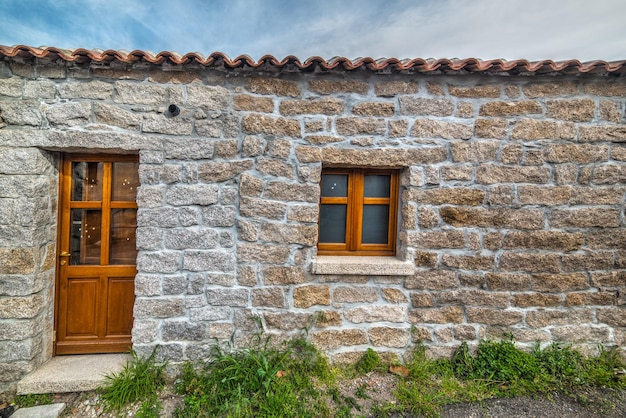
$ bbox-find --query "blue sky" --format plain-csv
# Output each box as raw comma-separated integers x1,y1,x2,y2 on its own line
0,0,624,61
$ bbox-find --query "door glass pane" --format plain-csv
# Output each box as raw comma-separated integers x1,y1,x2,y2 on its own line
71,162,103,201
70,209,101,265
364,175,390,198
110,209,137,265
319,204,346,243
362,205,389,244
321,174,348,197
112,162,139,201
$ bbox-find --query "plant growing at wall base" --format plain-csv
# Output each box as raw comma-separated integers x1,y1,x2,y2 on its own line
99,349,167,415
174,337,345,418
393,339,626,417
354,348,382,374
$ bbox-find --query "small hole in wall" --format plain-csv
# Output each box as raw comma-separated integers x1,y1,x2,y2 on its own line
168,104,180,117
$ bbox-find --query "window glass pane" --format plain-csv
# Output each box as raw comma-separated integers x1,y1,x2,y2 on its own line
361,205,389,244
364,175,390,198
321,174,348,197
319,204,346,243
70,209,101,265
111,162,139,201
110,209,137,265
71,162,103,201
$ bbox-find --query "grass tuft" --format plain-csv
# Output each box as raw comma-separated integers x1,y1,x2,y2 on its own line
80,337,625,417
99,349,167,416
174,337,347,418
393,339,626,417
14,393,53,408
354,348,382,374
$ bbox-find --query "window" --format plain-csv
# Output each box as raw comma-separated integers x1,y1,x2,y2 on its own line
318,168,399,256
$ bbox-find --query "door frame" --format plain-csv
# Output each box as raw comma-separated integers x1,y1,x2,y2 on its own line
54,153,139,356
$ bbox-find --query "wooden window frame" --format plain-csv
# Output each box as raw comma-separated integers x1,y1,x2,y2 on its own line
318,168,399,256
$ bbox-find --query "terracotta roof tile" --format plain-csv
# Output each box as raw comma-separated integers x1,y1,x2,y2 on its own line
1,44,624,74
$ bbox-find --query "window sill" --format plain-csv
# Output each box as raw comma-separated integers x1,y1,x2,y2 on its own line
311,256,415,276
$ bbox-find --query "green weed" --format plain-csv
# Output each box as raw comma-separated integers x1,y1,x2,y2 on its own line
89,337,625,418
174,337,346,418
393,339,626,417
355,383,370,400
99,349,167,415
354,348,382,374
14,393,53,408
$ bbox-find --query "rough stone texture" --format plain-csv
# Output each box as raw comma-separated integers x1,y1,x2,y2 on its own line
474,119,508,139
336,117,386,135
245,77,300,97
546,99,595,122
234,94,274,112
344,306,406,323
449,84,501,98
263,312,311,330
450,140,500,162
333,286,379,303
479,100,542,116
406,188,485,206
526,309,595,328
440,207,544,229
241,114,300,137
280,98,345,115
411,119,473,139
466,307,523,326
352,101,395,117
409,307,463,324
399,97,454,116
579,125,626,142
503,231,584,251
308,79,369,95
310,329,368,350
293,285,331,308
522,82,579,98
374,81,419,96
382,288,408,303
477,164,550,184
1,58,625,399
511,119,575,140
369,327,410,348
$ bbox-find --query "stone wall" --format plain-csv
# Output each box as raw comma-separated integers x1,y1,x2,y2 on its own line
0,145,57,396
0,56,625,397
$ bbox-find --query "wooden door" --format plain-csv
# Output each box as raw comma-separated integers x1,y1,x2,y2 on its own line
55,154,138,354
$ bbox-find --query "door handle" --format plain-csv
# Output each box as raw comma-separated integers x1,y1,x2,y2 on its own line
59,251,70,265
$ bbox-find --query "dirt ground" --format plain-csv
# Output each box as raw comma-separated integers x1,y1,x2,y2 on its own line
43,374,626,417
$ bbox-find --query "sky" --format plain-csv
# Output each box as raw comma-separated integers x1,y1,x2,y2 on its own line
0,0,625,62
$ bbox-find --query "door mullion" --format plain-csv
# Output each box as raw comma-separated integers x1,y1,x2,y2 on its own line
98,163,112,339
97,274,108,339
101,163,112,266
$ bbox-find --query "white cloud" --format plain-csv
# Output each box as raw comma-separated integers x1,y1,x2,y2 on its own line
0,0,624,61
274,0,626,60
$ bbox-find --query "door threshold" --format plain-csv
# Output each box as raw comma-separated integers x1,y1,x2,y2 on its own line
17,354,130,395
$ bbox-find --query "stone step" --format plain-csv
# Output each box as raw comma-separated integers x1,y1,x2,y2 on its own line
10,403,65,418
17,354,130,395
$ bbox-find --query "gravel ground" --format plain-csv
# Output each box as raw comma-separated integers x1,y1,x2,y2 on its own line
440,389,626,418
17,377,626,417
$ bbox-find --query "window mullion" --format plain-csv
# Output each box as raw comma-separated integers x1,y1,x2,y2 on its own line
387,172,399,253
350,171,364,251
